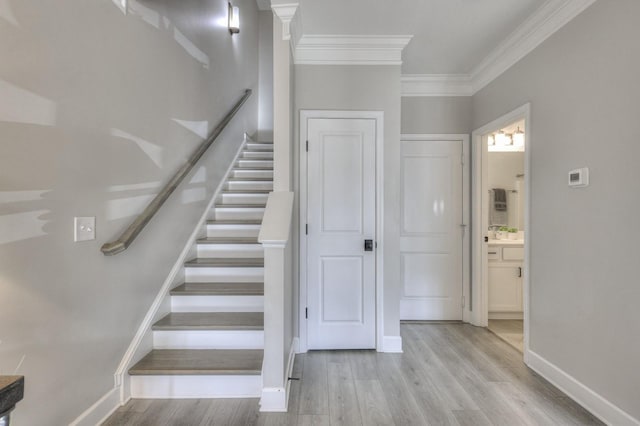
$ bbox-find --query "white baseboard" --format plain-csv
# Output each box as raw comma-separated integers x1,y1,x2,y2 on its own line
380,335,403,353
260,338,298,412
526,349,640,426
489,312,524,320
69,387,123,426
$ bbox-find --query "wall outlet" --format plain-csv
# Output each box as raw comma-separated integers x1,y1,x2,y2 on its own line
74,217,96,242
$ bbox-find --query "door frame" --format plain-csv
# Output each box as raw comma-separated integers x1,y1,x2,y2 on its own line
399,134,470,322
299,110,384,353
470,103,531,358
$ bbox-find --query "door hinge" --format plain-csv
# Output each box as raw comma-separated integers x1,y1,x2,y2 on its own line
305,307,308,319
462,296,465,308
306,140,309,152
305,224,308,235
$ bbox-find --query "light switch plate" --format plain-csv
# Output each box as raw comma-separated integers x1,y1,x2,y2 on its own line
74,217,96,242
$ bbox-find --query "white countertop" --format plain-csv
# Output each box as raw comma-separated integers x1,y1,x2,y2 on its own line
488,239,524,246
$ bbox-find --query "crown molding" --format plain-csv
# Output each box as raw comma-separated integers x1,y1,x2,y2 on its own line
255,0,271,11
293,35,413,66
470,0,598,93
401,74,473,97
400,0,597,97
271,3,299,40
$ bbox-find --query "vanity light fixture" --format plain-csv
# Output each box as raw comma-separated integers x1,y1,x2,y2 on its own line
228,2,240,34
495,130,508,146
513,126,525,147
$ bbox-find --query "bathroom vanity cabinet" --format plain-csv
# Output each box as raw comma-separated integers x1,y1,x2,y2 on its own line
488,241,524,318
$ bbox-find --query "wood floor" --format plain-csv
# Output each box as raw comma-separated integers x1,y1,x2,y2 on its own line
103,323,602,426
488,319,524,353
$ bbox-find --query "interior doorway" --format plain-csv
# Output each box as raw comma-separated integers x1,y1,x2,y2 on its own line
471,104,531,357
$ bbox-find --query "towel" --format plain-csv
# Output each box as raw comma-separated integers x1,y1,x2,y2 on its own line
490,189,508,226
493,188,507,211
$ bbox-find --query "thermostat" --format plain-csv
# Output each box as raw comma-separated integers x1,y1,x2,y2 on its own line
568,168,589,187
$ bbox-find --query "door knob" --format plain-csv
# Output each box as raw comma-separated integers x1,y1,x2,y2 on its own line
364,239,373,252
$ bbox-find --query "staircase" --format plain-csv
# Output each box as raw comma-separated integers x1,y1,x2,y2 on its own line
129,139,273,398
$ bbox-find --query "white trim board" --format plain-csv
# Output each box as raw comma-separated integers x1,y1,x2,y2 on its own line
470,103,531,356
260,338,298,412
401,75,473,97
293,35,413,66
382,336,403,353
400,0,597,96
298,110,385,353
526,350,640,426
69,387,121,426
272,3,299,41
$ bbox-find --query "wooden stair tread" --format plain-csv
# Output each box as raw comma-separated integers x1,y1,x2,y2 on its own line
221,190,271,194
206,219,262,225
185,258,264,267
153,312,263,330
129,349,263,376
227,177,273,182
171,282,264,296
197,237,259,244
215,204,266,208
233,167,273,171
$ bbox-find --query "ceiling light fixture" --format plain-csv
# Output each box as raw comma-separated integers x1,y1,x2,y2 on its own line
228,2,240,34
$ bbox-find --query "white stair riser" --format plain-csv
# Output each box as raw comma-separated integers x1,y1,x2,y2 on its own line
232,169,273,179
215,207,264,221
130,375,261,398
220,193,269,205
185,267,264,283
226,181,273,191
237,160,273,169
171,295,264,312
246,143,273,151
197,244,263,258
153,330,264,349
242,151,273,159
206,224,260,238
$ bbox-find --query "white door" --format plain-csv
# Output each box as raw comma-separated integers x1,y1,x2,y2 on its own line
399,138,463,320
306,118,376,349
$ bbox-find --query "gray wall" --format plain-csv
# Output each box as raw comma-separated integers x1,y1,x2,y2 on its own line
258,10,274,141
294,65,402,338
401,97,471,135
0,0,259,424
472,0,640,418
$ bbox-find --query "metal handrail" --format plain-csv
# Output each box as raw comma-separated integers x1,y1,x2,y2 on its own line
101,89,252,256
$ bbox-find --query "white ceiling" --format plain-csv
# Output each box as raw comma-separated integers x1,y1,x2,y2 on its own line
297,0,545,74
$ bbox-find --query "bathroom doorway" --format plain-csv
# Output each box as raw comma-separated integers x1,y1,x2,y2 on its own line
470,104,530,357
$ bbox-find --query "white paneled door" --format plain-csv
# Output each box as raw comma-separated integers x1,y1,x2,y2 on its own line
306,118,376,349
400,138,463,320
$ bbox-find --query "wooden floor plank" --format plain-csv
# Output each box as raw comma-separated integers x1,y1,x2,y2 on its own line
298,351,328,415
296,414,330,426
354,379,395,426
327,361,363,426
375,353,429,425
